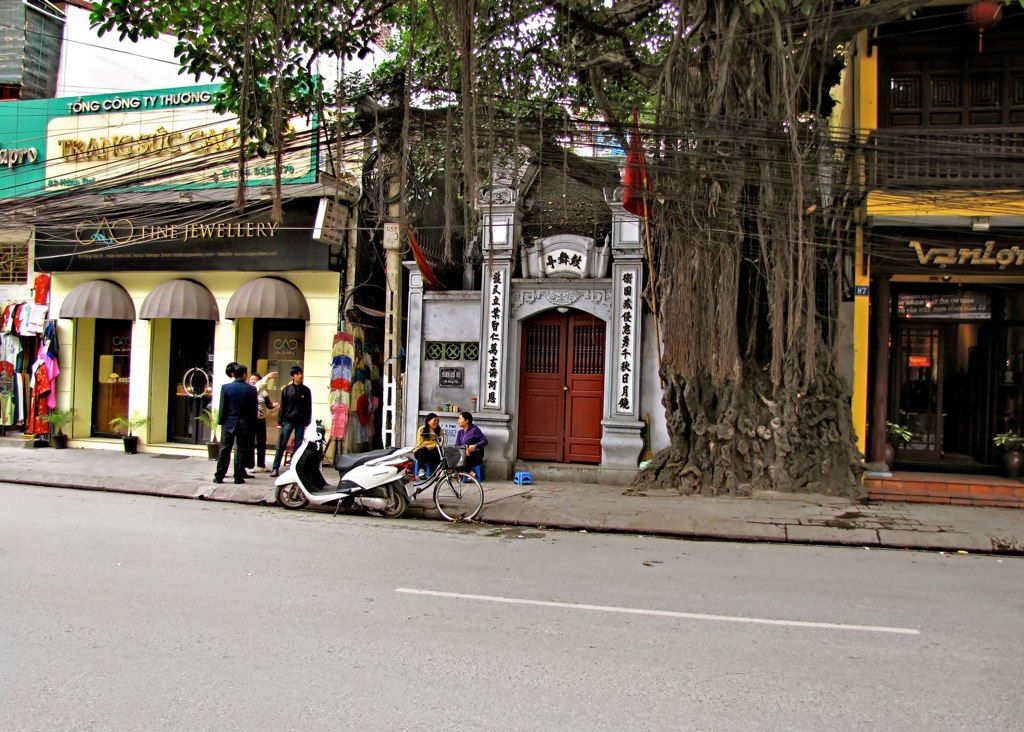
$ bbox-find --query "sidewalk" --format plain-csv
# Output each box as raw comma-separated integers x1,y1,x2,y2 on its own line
2,443,1022,554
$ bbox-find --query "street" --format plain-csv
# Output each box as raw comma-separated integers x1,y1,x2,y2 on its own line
1,483,1022,731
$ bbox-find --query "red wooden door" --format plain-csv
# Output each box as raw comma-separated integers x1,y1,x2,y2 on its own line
565,314,605,463
517,311,605,464
517,311,566,462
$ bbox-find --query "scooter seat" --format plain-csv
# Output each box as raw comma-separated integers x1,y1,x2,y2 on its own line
336,447,399,472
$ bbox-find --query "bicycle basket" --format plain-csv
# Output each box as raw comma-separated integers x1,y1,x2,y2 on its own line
443,446,463,467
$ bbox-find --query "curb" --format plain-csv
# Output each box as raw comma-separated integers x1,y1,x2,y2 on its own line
5,475,1022,556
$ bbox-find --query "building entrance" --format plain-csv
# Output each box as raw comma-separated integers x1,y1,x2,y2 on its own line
91,319,131,437
517,309,605,464
167,320,214,445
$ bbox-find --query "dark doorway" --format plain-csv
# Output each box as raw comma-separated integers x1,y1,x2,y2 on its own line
167,320,215,444
892,318,993,467
517,310,605,464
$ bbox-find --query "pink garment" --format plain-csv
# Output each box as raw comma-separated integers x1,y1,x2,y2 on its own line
330,403,349,440
36,343,60,409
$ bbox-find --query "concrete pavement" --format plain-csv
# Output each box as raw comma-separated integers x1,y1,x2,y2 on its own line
1,442,1023,553
2,483,1022,730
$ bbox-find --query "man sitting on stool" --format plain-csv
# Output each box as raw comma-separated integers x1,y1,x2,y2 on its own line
214,363,258,484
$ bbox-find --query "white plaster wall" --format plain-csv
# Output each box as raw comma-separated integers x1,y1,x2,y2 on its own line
640,312,670,453
418,293,482,415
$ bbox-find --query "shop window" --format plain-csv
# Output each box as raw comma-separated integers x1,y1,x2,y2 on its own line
92,320,131,437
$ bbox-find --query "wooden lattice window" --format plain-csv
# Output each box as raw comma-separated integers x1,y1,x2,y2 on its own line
0,238,28,285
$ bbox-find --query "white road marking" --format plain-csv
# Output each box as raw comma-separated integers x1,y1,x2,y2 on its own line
395,588,921,636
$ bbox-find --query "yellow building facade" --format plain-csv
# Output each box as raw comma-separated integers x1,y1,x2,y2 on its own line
846,4,1024,472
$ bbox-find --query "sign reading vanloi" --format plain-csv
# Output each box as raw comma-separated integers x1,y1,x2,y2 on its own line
0,84,316,200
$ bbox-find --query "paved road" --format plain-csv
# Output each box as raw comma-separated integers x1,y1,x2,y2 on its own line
1,483,1021,731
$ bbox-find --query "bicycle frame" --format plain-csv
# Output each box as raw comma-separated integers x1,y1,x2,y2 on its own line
408,438,470,500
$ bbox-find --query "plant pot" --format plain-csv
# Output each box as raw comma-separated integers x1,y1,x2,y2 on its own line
207,441,220,460
883,443,895,469
53,433,69,449
123,435,140,455
1003,450,1023,480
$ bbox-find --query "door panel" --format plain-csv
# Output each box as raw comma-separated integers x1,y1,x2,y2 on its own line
517,312,565,462
565,315,605,464
517,310,605,464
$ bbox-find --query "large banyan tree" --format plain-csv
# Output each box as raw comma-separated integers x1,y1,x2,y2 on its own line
93,0,946,496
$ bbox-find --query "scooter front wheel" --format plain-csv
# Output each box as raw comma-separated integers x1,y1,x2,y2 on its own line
276,483,309,510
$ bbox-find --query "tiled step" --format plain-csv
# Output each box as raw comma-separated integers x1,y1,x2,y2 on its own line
865,473,1024,509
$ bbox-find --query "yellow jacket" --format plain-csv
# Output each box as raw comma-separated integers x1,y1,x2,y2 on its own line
415,427,440,451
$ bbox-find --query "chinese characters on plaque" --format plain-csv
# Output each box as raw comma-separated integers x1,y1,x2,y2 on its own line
485,269,506,407
616,269,637,414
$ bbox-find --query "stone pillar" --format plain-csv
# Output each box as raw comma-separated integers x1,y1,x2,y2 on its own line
476,183,518,479
601,196,646,484
403,261,425,447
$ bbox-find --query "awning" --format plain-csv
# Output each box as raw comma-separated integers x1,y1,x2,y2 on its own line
139,279,219,320
58,279,136,321
225,277,310,321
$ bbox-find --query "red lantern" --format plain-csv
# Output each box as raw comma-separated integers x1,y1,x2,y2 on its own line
964,1,1003,53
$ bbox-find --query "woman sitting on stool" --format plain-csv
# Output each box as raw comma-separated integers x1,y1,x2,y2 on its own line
456,411,487,474
414,412,442,478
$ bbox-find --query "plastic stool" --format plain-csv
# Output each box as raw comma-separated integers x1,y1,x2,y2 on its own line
413,461,432,478
514,471,533,486
462,465,484,483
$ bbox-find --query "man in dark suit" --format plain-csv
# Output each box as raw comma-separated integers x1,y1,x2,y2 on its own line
214,363,258,484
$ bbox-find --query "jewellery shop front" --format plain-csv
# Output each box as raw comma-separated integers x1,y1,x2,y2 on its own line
36,201,341,452
868,229,1024,472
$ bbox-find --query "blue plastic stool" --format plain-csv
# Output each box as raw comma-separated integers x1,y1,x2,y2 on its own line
514,471,533,486
462,464,484,483
413,461,432,478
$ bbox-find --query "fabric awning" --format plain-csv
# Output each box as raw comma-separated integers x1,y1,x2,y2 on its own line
58,279,136,321
139,279,219,320
225,277,310,321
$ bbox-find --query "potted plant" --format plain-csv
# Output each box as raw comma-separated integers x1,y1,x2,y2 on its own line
885,421,912,468
993,432,1024,479
109,412,151,454
196,407,221,460
46,408,75,449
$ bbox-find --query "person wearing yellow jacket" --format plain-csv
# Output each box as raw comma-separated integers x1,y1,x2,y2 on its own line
414,412,442,478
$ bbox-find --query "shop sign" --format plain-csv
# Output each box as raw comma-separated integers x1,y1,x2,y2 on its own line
313,198,348,247
35,202,328,273
0,84,317,200
438,367,464,388
907,355,932,368
897,292,992,320
873,231,1024,276
0,146,38,169
910,240,1024,269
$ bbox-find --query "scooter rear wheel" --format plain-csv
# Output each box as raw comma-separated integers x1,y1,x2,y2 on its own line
276,483,309,510
374,487,408,519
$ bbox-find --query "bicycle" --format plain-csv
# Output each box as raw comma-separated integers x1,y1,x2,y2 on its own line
408,435,484,522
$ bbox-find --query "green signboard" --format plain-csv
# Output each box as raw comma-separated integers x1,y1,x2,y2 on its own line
0,84,317,200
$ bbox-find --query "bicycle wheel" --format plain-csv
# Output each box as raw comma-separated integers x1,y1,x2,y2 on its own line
433,473,484,521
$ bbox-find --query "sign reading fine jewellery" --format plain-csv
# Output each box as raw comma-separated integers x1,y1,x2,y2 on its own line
616,268,638,414
485,269,506,407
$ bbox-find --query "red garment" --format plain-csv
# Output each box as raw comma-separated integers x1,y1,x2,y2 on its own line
33,274,51,305
28,363,50,435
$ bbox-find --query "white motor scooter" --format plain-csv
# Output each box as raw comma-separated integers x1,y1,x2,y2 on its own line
275,421,417,518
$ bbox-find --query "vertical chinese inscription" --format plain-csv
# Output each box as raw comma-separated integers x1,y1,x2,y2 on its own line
485,268,506,408
616,268,637,414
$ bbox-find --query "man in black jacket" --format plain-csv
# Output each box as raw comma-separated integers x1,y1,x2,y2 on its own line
270,365,312,477
214,363,259,484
